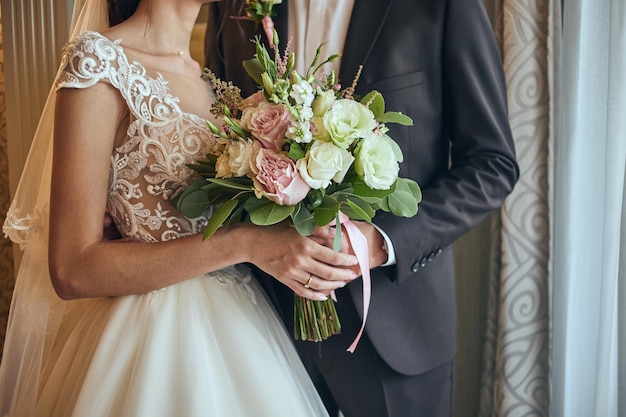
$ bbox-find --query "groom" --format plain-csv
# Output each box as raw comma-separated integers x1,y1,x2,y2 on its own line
205,1,519,416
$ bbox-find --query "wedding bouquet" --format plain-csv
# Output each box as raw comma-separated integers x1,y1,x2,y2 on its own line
177,32,421,347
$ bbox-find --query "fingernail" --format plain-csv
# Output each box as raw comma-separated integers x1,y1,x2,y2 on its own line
318,294,328,301
337,281,346,288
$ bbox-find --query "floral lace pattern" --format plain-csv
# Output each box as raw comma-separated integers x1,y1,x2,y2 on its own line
57,32,216,243
2,206,47,250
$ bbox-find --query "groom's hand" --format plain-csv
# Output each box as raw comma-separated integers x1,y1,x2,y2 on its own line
310,221,388,272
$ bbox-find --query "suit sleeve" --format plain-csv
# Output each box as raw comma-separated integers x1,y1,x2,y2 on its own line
374,0,519,283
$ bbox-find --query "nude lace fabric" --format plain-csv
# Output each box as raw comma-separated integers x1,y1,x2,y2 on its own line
56,31,216,243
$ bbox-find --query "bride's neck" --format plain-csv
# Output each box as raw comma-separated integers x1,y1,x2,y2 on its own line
120,1,202,57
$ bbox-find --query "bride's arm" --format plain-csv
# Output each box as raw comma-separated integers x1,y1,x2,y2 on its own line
49,85,358,301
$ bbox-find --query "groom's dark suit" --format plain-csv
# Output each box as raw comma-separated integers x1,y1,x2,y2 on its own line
205,0,518,415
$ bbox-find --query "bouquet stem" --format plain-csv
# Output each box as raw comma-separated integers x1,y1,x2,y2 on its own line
294,295,341,342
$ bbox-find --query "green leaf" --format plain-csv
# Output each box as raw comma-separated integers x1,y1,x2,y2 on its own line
385,178,421,217
287,142,307,160
360,90,385,119
350,176,395,198
202,199,239,240
292,204,315,236
248,200,295,226
377,111,414,126
341,198,374,222
206,178,254,192
333,213,342,252
313,196,340,226
242,58,265,86
177,188,210,218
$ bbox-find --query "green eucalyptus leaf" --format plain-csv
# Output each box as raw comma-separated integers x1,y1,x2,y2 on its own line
360,90,385,119
313,196,340,226
177,188,210,218
306,189,325,209
292,204,315,236
202,199,239,240
288,142,306,160
377,111,413,126
333,213,342,252
350,176,395,198
242,58,265,86
206,178,254,192
386,179,421,217
341,199,373,222
248,200,295,226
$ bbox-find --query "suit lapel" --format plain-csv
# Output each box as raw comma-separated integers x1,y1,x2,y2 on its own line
339,0,395,83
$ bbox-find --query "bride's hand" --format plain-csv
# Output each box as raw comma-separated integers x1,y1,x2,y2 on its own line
241,222,359,300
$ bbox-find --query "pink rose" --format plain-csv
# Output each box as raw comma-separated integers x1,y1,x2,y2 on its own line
251,148,310,205
241,102,293,150
240,91,266,110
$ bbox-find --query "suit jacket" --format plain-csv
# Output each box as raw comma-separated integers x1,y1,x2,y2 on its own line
205,0,519,376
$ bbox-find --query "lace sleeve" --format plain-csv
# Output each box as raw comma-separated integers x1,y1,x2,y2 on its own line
55,31,121,91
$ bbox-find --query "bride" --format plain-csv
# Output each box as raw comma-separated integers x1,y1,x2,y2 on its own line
0,0,358,415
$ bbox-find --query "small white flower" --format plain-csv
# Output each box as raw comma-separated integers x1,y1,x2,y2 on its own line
290,80,315,106
287,120,313,144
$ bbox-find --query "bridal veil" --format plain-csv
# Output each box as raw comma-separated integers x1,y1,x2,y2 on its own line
0,0,109,415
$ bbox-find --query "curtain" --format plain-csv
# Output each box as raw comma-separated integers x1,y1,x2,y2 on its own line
552,0,625,415
478,0,557,415
0,6,16,359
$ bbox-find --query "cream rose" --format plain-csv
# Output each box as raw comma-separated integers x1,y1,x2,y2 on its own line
296,141,354,189
215,139,261,178
354,132,400,190
251,148,310,205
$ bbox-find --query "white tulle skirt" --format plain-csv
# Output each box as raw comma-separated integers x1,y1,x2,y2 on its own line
34,266,328,417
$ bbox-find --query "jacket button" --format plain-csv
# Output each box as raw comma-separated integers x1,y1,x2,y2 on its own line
411,262,420,272
420,257,428,268
427,251,436,261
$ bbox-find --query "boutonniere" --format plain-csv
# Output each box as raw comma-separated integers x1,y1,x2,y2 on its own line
242,0,282,49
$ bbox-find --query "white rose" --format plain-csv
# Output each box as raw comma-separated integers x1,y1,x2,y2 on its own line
323,99,377,149
296,140,355,189
354,132,399,190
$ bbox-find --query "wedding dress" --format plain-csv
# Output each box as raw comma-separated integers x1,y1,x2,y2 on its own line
0,29,329,417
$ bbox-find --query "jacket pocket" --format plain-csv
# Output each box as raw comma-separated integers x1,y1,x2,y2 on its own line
365,70,424,94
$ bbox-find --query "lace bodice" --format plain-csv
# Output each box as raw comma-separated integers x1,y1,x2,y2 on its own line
56,32,217,243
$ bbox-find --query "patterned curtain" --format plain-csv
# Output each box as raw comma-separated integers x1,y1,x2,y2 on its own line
478,0,558,415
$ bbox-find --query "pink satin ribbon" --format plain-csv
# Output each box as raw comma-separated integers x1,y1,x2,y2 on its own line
334,213,371,353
